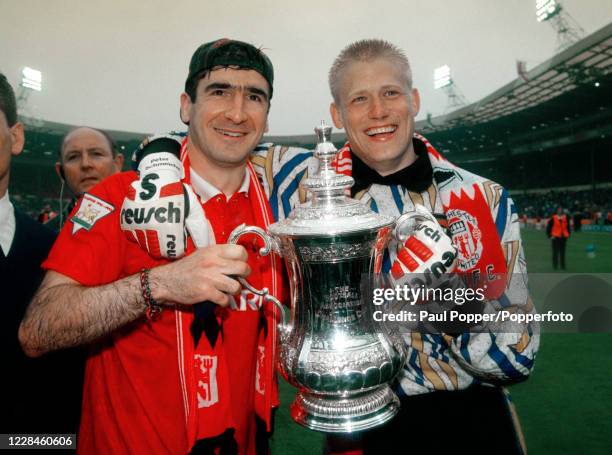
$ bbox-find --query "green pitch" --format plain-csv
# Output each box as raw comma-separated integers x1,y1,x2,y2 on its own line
271,230,612,454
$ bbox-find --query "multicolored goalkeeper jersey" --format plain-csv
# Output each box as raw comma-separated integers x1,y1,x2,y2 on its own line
146,132,539,396
250,135,538,396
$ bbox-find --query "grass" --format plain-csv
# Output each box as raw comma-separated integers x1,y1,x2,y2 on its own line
270,230,612,454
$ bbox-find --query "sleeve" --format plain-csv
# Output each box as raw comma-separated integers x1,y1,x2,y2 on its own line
447,194,540,383
250,144,314,222
42,173,134,286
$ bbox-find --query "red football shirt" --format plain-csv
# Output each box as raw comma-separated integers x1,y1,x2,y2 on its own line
43,170,269,454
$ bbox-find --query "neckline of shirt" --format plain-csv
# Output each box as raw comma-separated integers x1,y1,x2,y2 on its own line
189,167,250,204
351,137,433,196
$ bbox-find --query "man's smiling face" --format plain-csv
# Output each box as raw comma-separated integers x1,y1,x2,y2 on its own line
181,67,270,170
331,58,420,176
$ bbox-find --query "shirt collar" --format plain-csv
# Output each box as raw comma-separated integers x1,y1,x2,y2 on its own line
351,137,433,196
189,167,250,204
0,191,16,255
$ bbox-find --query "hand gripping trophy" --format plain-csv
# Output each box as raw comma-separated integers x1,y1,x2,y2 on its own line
230,122,414,433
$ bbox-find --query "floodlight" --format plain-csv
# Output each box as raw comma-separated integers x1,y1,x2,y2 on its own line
434,65,451,90
21,67,42,91
536,0,561,22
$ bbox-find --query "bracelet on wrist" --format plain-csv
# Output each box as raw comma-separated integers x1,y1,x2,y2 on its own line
140,268,162,321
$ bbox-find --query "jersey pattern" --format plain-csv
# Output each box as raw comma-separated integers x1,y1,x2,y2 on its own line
250,138,538,396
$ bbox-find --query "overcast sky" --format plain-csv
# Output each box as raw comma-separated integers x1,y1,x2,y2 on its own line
1,0,611,136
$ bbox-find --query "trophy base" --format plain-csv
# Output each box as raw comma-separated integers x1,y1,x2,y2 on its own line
290,385,400,433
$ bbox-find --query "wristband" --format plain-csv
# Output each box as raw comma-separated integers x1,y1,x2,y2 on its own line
140,268,162,321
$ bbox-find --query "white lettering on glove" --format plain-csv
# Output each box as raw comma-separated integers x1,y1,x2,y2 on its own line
391,204,457,286
120,151,209,259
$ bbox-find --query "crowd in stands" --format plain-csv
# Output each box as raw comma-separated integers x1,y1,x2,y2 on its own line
10,193,64,220
13,188,612,229
513,188,612,226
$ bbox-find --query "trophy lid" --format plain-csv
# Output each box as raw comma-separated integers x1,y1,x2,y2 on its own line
268,121,394,237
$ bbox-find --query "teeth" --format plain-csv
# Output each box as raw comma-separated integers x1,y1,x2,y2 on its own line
366,126,396,136
217,129,245,137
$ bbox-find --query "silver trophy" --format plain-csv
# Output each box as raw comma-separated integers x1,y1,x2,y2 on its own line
229,122,411,433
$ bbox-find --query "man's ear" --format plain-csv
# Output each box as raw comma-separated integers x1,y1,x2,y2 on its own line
114,153,125,171
55,162,64,181
179,92,192,125
410,88,421,117
10,122,24,156
330,102,344,129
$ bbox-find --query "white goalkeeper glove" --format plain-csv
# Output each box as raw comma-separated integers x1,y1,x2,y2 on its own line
120,141,208,259
391,204,457,286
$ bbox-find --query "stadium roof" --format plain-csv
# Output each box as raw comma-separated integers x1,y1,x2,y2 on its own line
267,22,612,158
420,22,612,132
16,22,612,165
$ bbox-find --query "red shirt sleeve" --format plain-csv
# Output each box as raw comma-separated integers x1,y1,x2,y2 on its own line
43,172,138,285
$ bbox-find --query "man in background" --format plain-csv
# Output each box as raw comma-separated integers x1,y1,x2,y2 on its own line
547,205,570,270
0,72,80,436
47,126,123,230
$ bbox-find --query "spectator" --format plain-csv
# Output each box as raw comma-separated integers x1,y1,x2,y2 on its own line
46,126,123,231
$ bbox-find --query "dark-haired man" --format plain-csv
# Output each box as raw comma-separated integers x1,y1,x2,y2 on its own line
20,40,283,454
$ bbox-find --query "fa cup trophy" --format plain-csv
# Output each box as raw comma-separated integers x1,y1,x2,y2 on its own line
229,122,410,432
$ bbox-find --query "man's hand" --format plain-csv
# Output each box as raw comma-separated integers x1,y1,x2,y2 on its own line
121,146,208,259
391,204,457,283
150,244,251,307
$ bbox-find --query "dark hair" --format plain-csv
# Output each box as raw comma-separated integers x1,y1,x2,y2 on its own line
185,39,274,102
0,73,18,127
59,127,118,161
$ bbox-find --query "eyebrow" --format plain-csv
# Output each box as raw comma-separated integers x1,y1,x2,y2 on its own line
64,147,109,156
204,82,269,101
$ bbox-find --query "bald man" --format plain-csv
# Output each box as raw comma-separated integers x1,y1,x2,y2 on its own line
48,127,124,230
57,127,124,196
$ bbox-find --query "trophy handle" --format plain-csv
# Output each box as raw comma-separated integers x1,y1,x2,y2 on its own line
227,224,286,324
393,212,418,243
394,204,435,243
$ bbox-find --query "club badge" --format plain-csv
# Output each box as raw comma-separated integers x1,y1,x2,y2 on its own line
447,208,483,271
71,193,115,234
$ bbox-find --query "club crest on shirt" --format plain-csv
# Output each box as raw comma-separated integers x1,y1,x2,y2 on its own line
71,194,115,235
447,209,482,271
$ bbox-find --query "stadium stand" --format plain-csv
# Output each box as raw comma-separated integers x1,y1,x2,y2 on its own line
12,23,612,220
513,187,612,219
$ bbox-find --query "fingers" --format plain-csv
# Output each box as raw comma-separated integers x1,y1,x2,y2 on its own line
211,274,243,296
214,244,249,261
220,259,251,278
